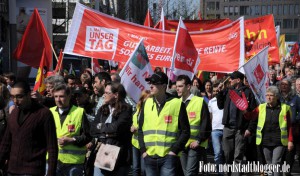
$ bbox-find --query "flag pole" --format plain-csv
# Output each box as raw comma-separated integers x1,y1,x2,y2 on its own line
91,58,94,75
58,52,64,72
50,43,59,62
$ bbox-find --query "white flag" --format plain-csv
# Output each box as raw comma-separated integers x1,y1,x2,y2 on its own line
243,46,269,104
119,39,154,103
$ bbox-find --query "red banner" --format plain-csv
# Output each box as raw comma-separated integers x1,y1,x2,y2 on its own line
64,4,244,73
244,15,279,64
161,19,232,32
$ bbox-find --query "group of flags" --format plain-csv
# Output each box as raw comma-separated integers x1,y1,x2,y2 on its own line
13,9,64,94
13,5,300,104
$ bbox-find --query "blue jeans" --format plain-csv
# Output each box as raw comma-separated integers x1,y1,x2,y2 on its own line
144,155,178,176
180,147,204,176
132,146,145,176
212,130,224,175
56,163,84,176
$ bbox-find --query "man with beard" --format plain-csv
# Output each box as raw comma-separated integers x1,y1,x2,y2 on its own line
0,81,58,176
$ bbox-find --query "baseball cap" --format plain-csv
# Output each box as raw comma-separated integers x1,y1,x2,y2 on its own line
229,71,244,80
145,72,168,85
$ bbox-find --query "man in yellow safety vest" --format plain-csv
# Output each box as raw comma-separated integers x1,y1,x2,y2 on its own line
176,75,211,176
51,83,91,175
138,72,190,176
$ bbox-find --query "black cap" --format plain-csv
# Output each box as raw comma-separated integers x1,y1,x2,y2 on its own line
73,87,88,95
145,72,168,85
229,71,244,80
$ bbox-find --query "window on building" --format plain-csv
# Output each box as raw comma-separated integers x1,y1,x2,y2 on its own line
207,2,215,11
255,5,260,15
278,5,282,15
235,6,239,15
275,19,282,27
224,6,228,15
229,6,234,15
272,5,277,15
216,2,220,10
207,14,215,19
262,5,266,15
289,4,294,15
240,6,249,15
295,4,299,14
250,6,255,16
267,5,271,14
286,34,298,41
294,19,299,29
283,19,293,29
283,5,288,15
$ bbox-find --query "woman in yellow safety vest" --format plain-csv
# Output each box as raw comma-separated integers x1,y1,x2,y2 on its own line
244,86,293,176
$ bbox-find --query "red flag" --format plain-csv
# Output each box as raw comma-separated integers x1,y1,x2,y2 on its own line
229,90,248,111
154,8,168,30
13,8,52,69
33,49,48,94
144,9,153,27
92,58,102,75
291,43,300,65
170,18,200,80
54,49,63,73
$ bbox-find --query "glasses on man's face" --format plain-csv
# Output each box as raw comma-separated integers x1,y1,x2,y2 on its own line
10,94,25,100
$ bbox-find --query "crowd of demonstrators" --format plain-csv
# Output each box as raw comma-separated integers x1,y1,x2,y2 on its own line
0,58,300,176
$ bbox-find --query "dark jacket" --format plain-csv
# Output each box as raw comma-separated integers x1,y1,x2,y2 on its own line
216,83,257,133
95,101,132,167
0,100,58,176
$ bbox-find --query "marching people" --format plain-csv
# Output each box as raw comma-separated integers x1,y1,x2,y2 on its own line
176,75,211,176
138,72,190,176
93,82,132,176
216,71,257,176
279,78,300,175
208,82,224,176
50,83,91,175
244,86,294,176
0,81,58,176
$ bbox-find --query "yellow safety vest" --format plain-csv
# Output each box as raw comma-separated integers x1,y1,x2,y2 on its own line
256,103,290,146
142,97,181,157
132,108,140,149
50,106,86,164
185,96,208,148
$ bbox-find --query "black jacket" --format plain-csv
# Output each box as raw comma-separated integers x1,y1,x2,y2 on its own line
95,101,132,167
216,83,257,133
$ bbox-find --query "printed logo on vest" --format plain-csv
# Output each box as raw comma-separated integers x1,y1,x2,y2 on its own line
165,115,172,123
189,112,196,119
68,124,75,132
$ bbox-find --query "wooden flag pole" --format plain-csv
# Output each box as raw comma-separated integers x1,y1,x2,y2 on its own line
50,43,58,62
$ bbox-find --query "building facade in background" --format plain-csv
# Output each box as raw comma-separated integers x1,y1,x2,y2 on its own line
201,0,300,41
148,0,201,23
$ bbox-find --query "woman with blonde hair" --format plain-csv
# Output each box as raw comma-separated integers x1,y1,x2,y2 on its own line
131,90,151,176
